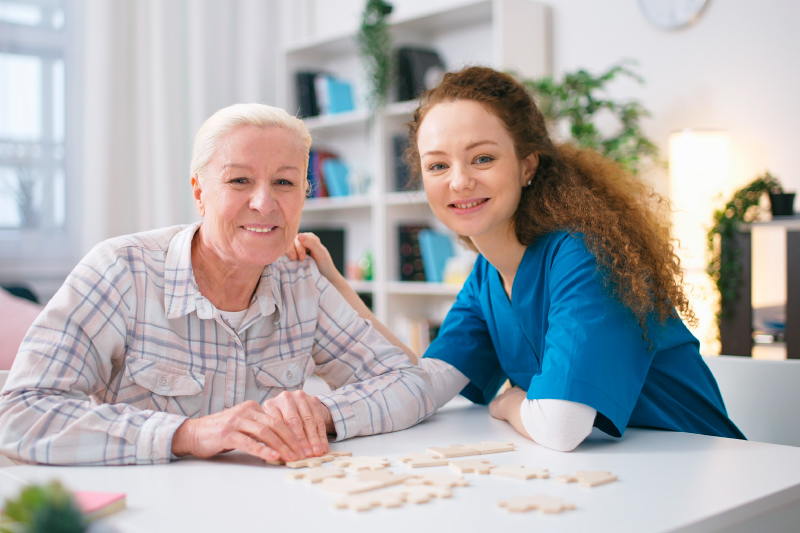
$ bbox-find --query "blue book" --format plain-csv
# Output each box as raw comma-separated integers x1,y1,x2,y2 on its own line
326,77,355,114
417,229,454,283
321,159,350,197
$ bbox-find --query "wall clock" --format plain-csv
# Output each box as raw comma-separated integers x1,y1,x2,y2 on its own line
638,0,710,30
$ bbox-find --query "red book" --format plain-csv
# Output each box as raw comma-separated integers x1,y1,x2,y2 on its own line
72,491,127,520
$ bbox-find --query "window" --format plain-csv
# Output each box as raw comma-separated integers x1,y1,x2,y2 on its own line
0,0,79,278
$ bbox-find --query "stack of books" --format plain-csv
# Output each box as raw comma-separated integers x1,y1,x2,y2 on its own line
308,150,350,198
398,226,455,283
296,71,355,117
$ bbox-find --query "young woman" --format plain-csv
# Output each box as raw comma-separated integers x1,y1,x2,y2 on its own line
291,66,744,451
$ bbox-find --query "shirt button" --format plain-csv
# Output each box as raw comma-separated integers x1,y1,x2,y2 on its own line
285,370,294,381
158,376,168,387
150,451,160,461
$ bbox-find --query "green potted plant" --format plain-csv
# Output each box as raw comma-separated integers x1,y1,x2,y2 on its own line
706,171,783,322
1,481,87,533
520,61,659,175
356,0,393,117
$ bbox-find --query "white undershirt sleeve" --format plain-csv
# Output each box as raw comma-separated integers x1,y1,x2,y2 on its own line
418,357,470,409
519,398,596,452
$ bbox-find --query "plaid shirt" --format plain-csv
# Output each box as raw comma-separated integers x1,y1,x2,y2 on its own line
0,222,434,465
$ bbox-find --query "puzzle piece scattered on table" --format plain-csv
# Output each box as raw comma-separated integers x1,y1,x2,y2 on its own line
332,456,391,471
404,473,469,488
499,494,576,514
285,467,345,484
460,441,515,454
425,444,477,458
397,452,449,468
318,477,387,494
448,459,498,474
490,465,549,480
333,491,406,511
555,470,618,487
426,441,515,458
283,450,353,469
398,484,453,503
355,470,416,487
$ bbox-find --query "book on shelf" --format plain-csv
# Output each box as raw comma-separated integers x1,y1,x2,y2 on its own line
396,46,445,102
295,70,324,118
393,133,419,191
398,224,429,282
308,150,336,198
298,227,345,275
399,315,442,356
417,229,455,283
321,158,350,197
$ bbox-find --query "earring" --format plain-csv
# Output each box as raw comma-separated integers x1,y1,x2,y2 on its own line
526,179,532,186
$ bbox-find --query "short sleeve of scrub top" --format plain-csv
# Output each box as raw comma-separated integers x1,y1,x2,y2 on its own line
425,232,662,437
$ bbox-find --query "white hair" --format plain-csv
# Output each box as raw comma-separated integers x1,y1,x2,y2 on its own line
191,103,312,182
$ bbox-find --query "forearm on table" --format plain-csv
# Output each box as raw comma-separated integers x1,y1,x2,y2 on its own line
0,391,185,465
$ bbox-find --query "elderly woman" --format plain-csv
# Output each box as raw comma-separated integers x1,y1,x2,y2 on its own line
0,104,434,466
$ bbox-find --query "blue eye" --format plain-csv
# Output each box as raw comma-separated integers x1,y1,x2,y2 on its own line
276,179,295,186
474,155,494,164
230,178,249,184
428,163,448,172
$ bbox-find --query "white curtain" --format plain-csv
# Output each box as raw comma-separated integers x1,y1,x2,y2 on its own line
79,0,278,254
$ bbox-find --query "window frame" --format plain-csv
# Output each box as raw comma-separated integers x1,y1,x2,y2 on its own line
0,0,82,291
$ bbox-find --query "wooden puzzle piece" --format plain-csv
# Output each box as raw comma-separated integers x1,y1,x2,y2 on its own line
397,452,449,468
461,441,515,454
267,450,352,467
354,470,416,487
499,494,576,514
448,459,498,474
404,473,469,488
426,444,478,458
398,484,453,504
490,465,549,480
332,456,391,471
284,467,345,483
318,477,387,494
333,492,405,511
555,470,617,487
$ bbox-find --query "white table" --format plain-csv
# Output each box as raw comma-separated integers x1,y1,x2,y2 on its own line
2,398,800,533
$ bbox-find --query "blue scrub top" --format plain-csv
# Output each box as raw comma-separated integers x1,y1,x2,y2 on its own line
425,231,745,439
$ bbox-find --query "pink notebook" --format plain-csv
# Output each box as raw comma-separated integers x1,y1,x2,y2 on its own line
72,491,127,520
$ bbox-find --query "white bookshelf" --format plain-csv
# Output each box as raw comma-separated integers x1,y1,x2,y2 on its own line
279,0,550,343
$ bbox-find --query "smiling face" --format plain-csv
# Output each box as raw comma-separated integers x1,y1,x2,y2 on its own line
191,125,308,272
417,99,537,249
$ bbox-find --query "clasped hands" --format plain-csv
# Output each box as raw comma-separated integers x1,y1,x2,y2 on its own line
172,390,334,463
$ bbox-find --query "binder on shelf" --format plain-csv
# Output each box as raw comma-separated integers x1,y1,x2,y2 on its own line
396,46,445,102
295,71,324,118
417,229,454,283
321,158,350,197
393,134,418,191
398,224,429,282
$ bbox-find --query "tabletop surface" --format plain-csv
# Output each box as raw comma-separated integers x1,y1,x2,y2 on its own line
2,398,800,533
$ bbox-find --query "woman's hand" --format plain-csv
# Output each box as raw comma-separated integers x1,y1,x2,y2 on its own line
287,232,344,284
171,391,333,463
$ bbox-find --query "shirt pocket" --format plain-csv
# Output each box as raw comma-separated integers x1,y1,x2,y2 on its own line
126,357,206,418
251,353,315,397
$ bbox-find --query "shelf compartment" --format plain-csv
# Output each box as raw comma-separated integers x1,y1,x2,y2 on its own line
303,195,372,212
387,281,462,296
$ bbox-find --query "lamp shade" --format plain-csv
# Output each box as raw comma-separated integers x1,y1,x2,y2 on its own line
668,129,732,270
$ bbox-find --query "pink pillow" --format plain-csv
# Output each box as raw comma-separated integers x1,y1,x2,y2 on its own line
0,288,43,371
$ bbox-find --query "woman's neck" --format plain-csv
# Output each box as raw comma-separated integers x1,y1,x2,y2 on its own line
471,231,527,300
191,231,263,312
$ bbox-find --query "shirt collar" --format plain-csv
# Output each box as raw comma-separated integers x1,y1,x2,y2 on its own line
164,221,282,322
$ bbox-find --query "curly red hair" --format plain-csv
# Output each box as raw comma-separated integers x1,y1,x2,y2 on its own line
405,66,695,338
